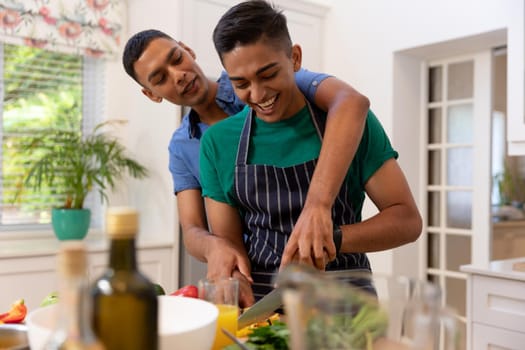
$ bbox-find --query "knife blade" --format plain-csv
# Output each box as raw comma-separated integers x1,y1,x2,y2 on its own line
237,288,283,330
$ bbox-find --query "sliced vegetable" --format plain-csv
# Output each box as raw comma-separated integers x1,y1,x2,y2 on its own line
0,299,27,324
236,313,280,338
40,291,59,307
170,284,198,298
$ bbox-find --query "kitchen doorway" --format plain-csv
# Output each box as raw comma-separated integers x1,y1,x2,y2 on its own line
392,28,509,350
490,48,525,260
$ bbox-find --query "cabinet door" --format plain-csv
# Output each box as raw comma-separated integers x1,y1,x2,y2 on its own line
0,255,57,310
473,323,525,350
181,0,327,76
89,247,175,293
472,275,525,333
0,246,175,311
507,0,525,155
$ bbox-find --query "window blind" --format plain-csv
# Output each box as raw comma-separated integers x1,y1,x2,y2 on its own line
0,43,104,229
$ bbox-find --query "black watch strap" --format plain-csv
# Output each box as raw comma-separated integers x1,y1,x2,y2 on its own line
333,226,342,255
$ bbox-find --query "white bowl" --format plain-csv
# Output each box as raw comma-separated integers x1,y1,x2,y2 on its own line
158,295,218,350
26,296,218,350
25,303,58,350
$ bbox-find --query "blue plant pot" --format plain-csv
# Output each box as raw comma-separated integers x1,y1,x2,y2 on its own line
51,208,91,241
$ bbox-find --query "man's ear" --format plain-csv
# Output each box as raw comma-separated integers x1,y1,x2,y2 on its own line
291,44,302,72
178,41,197,60
141,88,163,103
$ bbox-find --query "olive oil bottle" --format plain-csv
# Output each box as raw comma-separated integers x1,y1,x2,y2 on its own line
91,207,158,350
45,242,105,350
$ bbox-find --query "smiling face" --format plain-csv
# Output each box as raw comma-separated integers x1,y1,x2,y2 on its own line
133,37,210,107
221,39,305,123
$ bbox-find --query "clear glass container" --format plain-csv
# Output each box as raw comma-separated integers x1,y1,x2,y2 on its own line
277,265,461,350
44,241,104,350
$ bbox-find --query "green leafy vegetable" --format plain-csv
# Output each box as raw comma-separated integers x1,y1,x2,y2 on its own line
224,299,388,350
224,321,289,350
305,301,388,350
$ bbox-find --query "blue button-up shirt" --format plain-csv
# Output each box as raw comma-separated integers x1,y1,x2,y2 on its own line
168,69,330,194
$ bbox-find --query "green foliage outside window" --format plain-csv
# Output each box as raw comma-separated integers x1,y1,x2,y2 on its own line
2,44,82,224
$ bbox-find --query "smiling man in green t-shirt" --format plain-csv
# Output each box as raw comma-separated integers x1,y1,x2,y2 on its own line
201,0,422,302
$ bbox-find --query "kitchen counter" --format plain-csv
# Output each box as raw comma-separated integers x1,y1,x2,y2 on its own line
461,257,525,281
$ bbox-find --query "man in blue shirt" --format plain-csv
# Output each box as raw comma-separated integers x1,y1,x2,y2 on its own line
123,29,370,306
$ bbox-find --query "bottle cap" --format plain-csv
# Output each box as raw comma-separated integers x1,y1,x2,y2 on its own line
106,206,139,238
58,241,87,276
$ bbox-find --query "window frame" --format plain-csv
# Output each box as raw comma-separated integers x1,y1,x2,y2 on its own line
0,43,105,236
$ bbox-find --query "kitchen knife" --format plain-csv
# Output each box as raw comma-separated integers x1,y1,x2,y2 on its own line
237,288,283,330
237,229,343,330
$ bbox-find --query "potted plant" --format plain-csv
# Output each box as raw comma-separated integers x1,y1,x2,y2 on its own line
14,120,148,240
495,159,525,209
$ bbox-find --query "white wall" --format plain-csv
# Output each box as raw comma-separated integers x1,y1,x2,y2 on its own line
111,0,522,276
105,0,184,246
316,0,520,277
322,0,516,127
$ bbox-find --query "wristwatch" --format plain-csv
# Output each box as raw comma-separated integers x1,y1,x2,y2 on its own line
333,226,342,255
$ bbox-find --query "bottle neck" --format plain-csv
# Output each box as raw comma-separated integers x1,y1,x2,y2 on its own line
109,237,137,270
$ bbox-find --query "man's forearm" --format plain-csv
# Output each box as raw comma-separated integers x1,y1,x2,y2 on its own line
280,90,369,269
306,91,369,208
339,203,422,253
181,225,214,263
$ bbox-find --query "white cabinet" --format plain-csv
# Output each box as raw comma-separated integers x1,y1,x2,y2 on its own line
473,323,525,349
181,0,328,77
461,259,525,349
0,238,175,311
507,0,525,155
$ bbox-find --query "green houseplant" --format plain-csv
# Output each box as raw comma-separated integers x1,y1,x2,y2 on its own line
15,120,148,240
495,160,525,207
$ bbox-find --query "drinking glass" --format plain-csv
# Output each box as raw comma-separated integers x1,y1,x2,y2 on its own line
198,277,239,350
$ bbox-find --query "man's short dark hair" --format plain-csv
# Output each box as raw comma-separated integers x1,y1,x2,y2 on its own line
122,29,172,84
213,0,292,61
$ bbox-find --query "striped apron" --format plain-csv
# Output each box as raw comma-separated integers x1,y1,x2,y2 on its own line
233,101,371,300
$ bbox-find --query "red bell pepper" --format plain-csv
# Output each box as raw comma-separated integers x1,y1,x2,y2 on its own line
0,299,27,324
170,285,199,298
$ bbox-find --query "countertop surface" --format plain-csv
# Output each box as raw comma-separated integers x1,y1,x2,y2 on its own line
461,257,525,281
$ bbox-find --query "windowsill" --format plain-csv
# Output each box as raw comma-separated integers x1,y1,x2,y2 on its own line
0,229,174,258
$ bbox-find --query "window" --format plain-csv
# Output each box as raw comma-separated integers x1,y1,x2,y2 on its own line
0,43,104,230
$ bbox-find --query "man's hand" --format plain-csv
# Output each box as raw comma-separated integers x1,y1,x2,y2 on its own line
205,235,253,283
279,204,336,271
232,269,255,308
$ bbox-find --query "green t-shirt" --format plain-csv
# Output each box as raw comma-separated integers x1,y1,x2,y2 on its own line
200,105,397,219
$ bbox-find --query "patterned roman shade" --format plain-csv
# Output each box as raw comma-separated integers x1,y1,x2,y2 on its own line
0,0,124,59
